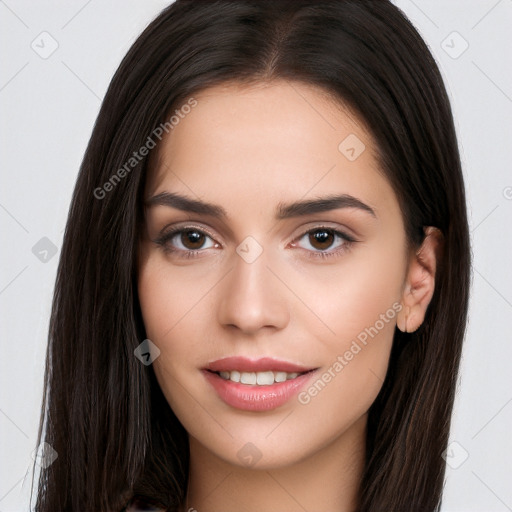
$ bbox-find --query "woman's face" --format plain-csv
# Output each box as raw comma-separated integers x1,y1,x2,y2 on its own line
138,80,409,469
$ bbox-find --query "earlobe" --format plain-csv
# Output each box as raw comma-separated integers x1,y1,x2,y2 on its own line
397,305,410,333
397,226,443,333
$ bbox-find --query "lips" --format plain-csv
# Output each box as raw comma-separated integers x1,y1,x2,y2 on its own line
203,356,318,411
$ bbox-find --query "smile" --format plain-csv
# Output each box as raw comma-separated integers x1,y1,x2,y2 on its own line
203,357,318,411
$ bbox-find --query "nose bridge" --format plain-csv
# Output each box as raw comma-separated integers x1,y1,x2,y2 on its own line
216,242,289,333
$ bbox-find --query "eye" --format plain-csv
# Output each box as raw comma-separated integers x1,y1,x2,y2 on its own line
153,226,218,257
291,227,356,259
172,229,215,251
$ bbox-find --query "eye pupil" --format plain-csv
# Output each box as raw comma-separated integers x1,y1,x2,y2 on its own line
309,229,334,250
181,230,205,249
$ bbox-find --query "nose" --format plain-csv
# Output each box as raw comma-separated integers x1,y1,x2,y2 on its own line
216,247,290,335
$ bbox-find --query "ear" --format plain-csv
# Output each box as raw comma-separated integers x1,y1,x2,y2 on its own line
397,226,444,333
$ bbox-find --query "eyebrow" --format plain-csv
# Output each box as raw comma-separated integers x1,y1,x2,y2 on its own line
145,191,376,219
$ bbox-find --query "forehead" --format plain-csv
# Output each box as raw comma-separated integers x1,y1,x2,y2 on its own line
145,80,398,223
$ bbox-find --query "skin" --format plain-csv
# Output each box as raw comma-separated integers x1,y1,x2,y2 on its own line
137,80,440,512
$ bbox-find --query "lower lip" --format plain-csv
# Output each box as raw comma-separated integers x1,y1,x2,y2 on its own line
203,370,316,411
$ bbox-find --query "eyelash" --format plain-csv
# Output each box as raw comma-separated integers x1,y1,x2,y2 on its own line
152,225,357,260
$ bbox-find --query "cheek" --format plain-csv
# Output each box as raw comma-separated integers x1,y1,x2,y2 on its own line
289,240,404,408
294,271,400,433
137,265,198,417
289,238,405,343
137,253,220,394
137,249,216,346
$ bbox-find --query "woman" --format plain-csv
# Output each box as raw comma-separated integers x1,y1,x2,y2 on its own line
33,1,471,511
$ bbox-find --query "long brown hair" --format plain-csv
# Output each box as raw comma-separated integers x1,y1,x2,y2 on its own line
34,1,471,510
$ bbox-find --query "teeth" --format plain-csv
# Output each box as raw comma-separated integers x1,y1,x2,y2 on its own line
218,370,304,385
256,371,274,385
240,372,256,385
275,371,287,383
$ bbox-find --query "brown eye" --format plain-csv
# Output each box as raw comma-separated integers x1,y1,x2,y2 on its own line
180,230,206,250
292,227,355,259
308,229,335,250
154,226,217,256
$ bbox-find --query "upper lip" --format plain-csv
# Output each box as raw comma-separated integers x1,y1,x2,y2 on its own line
205,356,316,373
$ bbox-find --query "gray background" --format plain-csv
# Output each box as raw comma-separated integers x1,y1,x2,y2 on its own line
1,0,511,510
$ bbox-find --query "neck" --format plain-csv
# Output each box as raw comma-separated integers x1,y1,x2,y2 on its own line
182,414,367,512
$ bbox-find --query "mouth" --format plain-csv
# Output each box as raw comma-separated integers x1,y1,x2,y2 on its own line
203,357,318,411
